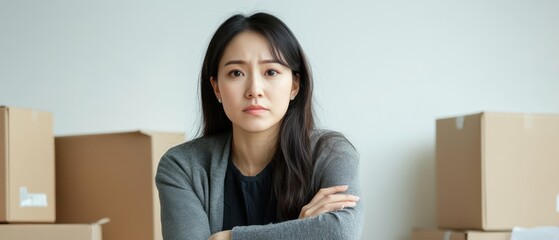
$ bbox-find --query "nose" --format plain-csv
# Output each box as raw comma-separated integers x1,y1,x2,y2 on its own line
245,72,264,99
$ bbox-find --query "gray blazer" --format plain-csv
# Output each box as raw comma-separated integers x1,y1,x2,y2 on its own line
155,130,363,240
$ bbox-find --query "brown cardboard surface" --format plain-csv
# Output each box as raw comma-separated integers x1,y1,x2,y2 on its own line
436,113,483,229
0,108,7,220
436,112,559,230
412,229,510,240
0,218,108,240
55,131,184,240
0,106,55,223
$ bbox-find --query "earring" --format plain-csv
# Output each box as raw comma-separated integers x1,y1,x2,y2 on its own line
218,98,222,103
290,96,295,100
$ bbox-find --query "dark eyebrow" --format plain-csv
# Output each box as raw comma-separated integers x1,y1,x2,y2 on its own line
260,59,281,64
223,60,245,66
223,59,282,66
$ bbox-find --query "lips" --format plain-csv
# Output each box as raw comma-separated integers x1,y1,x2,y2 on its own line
243,105,268,114
244,105,266,111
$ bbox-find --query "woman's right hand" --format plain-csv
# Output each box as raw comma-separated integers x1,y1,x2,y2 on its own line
298,185,360,219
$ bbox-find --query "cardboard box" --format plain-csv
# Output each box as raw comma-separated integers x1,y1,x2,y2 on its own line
0,218,109,240
0,106,55,222
436,112,559,230
55,131,184,240
411,229,511,240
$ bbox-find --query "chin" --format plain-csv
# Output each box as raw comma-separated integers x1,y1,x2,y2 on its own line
235,122,281,134
241,126,276,133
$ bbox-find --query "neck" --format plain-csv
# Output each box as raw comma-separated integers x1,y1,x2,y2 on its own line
231,124,279,176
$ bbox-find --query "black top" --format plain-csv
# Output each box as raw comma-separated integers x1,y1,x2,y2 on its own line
222,158,277,230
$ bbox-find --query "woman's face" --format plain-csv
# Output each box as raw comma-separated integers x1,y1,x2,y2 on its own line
211,31,299,134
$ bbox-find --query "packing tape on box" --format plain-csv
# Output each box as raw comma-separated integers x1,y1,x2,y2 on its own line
511,226,559,240
455,116,465,130
443,230,451,240
523,114,534,129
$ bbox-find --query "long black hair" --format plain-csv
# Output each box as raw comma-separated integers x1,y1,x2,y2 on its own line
200,12,315,220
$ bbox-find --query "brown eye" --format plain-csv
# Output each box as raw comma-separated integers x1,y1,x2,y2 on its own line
266,69,278,76
229,70,244,77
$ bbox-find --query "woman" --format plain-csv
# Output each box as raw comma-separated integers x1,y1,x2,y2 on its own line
156,12,363,240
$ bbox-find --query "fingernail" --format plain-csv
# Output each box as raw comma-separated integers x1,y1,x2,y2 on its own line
355,196,360,201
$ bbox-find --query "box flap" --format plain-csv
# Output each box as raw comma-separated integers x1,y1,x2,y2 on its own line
91,218,109,240
94,218,110,225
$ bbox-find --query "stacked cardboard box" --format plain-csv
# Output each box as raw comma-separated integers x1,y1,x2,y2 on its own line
1,106,182,239
55,131,185,240
412,229,511,240
412,112,559,240
1,106,107,239
0,106,55,223
0,218,109,240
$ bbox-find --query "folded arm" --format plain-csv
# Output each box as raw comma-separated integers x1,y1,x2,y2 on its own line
230,136,364,240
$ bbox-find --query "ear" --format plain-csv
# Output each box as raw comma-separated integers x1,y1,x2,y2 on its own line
291,74,300,100
210,77,220,99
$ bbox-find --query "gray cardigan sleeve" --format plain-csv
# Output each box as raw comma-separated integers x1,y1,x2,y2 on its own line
156,150,212,240
231,136,364,240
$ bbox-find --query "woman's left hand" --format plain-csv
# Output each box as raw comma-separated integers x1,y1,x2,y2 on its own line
208,230,231,240
298,185,359,219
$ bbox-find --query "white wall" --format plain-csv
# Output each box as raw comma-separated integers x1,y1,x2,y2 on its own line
1,1,558,239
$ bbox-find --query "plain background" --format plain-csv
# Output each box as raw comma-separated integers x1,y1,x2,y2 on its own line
1,1,558,239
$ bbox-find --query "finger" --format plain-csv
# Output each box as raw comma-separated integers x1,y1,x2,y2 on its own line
299,185,355,219
306,201,358,218
305,185,349,207
301,194,359,218
305,194,359,216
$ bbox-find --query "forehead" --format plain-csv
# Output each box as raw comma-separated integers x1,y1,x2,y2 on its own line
219,31,274,64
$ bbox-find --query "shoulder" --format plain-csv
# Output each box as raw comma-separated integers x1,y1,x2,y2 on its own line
157,131,231,175
166,132,230,159
310,129,360,182
310,129,357,156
